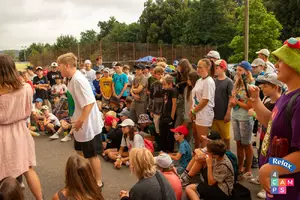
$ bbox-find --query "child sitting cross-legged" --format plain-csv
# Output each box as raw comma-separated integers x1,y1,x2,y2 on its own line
41,105,61,135
49,117,73,142
168,125,192,175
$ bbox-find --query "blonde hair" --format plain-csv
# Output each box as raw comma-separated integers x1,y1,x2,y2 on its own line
161,74,174,85
129,148,156,180
57,53,77,68
157,62,167,69
154,66,164,74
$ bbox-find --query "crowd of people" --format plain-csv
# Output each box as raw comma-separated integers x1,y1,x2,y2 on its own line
1,36,300,200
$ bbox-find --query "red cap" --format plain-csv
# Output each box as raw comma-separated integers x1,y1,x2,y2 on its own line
170,125,189,136
104,115,119,126
215,59,227,70
152,57,157,63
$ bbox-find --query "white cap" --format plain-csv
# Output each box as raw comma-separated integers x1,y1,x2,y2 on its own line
206,50,220,59
51,62,58,67
84,60,92,65
251,58,266,67
41,105,49,110
103,67,110,73
256,49,270,57
119,119,135,127
155,153,173,168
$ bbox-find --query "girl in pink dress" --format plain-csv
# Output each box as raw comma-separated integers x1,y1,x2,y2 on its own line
0,54,43,200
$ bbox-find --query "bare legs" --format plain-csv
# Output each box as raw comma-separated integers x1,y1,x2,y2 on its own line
236,141,253,173
23,167,43,200
186,184,200,200
195,124,209,148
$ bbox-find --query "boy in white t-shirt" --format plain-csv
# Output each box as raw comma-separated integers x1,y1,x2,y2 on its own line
51,76,67,97
41,105,61,134
57,53,104,188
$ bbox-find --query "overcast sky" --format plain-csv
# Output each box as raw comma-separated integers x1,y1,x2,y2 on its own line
0,0,145,50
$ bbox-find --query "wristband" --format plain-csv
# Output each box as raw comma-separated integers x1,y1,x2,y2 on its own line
252,112,257,118
191,109,196,115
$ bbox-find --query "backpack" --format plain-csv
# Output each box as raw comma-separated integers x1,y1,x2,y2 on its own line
134,132,154,153
285,91,300,130
225,151,238,183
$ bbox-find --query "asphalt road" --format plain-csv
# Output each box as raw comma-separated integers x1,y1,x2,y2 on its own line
24,134,261,200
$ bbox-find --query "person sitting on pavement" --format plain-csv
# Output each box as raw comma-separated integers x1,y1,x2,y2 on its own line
155,153,183,200
118,109,131,122
49,117,73,142
41,105,60,134
52,155,104,200
120,148,176,200
185,140,234,200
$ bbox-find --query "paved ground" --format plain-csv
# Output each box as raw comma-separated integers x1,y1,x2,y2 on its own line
24,134,261,200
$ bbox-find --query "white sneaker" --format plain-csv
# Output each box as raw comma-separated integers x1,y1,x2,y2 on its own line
249,176,260,185
61,134,72,142
242,172,253,180
49,133,59,139
257,189,266,199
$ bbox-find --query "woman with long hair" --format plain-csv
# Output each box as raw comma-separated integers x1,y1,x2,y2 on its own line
230,61,255,180
0,54,43,200
52,155,104,200
190,59,216,148
174,59,195,127
120,148,176,200
183,71,199,143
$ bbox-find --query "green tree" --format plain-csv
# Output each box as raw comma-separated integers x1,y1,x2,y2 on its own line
3,50,17,61
54,35,78,50
264,0,300,40
229,0,282,63
97,17,119,40
80,29,98,44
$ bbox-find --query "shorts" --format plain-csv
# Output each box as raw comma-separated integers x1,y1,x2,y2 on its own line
54,125,60,132
196,181,230,200
211,120,231,140
74,136,98,158
194,110,214,127
232,118,254,145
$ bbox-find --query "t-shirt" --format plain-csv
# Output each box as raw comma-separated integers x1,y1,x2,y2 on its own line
258,98,276,141
265,61,276,74
93,79,101,95
147,76,157,91
260,89,300,200
67,70,104,142
178,140,192,170
214,78,233,120
162,171,182,200
232,80,255,121
129,171,176,200
120,133,145,151
47,71,61,86
183,87,193,122
51,84,67,95
149,80,164,115
191,77,215,122
33,76,48,100
85,69,96,83
132,75,148,102
161,87,178,117
212,155,235,196
47,113,60,126
100,77,113,98
113,73,129,96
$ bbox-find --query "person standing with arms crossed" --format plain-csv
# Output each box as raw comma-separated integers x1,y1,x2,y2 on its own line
57,53,104,188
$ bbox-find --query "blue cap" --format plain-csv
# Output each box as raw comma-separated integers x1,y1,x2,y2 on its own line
35,98,43,103
173,60,179,66
164,66,174,73
238,61,252,71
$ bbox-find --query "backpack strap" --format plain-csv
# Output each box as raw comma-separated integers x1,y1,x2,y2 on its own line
285,91,300,130
216,163,234,196
155,171,167,200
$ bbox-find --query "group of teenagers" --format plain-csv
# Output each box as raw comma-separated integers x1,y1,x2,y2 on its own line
1,37,300,200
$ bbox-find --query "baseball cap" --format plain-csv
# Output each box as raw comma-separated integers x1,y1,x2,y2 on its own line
119,119,135,127
118,109,131,117
207,130,221,140
170,125,189,136
54,75,62,79
164,66,174,73
134,64,145,70
238,61,252,71
256,73,283,87
41,105,49,111
256,49,270,57
26,66,33,70
103,68,110,73
155,153,173,169
214,59,227,69
104,115,119,126
173,60,179,66
36,66,43,70
251,58,266,67
206,51,220,59
152,57,157,63
51,62,58,67
35,98,43,103
84,60,92,65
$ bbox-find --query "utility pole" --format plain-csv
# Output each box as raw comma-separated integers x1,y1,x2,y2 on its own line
21,46,27,62
244,0,249,61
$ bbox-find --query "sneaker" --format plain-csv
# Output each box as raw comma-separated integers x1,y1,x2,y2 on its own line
257,189,266,199
180,172,192,187
30,131,40,137
242,172,253,180
49,133,59,139
249,176,260,185
61,134,72,142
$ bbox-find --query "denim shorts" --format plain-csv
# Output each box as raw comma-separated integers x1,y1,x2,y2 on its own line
232,118,254,145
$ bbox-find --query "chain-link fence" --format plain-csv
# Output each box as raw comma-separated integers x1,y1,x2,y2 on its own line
29,41,215,67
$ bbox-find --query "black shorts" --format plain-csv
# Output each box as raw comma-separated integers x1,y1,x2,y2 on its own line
196,181,230,200
74,136,98,158
54,125,60,132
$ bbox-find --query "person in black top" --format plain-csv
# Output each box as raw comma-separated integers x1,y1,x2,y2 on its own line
47,62,62,87
159,75,178,153
33,66,49,101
